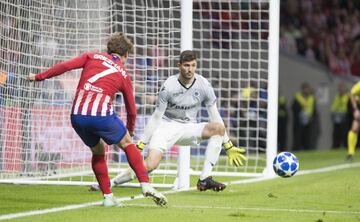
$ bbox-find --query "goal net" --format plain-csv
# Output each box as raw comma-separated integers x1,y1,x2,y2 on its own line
0,0,277,187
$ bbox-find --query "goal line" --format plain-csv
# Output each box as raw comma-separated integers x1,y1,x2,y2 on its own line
0,162,359,221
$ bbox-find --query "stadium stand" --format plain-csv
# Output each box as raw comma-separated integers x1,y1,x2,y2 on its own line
280,0,360,77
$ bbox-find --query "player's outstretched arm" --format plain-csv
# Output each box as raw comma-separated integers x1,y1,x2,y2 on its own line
29,54,88,81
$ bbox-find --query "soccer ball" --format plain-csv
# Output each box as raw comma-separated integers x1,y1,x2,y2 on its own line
273,152,299,178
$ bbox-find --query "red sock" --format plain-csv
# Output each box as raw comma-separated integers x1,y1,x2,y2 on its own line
92,155,111,195
124,144,149,183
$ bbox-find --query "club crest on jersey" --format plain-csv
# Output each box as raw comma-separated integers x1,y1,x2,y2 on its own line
84,82,103,93
193,90,200,98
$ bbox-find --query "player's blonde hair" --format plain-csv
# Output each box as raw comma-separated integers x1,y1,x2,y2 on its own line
107,32,133,56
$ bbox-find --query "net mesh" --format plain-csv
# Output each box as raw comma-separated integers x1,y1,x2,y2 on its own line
191,1,269,175
0,0,270,185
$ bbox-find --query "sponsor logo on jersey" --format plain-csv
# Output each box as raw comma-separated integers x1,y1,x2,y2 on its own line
172,90,184,97
174,105,196,110
84,82,103,93
169,102,196,110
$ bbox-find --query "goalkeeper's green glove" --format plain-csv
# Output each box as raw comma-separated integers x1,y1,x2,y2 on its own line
223,140,247,167
136,141,146,152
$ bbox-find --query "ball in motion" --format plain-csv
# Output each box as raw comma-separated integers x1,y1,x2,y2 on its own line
273,152,299,177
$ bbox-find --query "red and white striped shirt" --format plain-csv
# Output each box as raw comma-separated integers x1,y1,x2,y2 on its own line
35,52,136,131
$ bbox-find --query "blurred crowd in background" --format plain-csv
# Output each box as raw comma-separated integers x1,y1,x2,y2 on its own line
280,0,360,77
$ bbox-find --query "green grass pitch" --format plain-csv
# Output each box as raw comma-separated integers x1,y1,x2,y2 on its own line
1,149,359,222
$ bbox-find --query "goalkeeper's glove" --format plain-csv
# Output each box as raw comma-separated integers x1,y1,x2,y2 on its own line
136,141,146,152
223,140,247,167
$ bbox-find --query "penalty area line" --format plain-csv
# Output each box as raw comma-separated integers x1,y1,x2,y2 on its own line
0,162,359,220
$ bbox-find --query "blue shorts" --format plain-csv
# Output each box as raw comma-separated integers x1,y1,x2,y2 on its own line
70,113,127,148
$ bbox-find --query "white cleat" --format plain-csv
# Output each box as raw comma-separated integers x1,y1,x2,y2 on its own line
103,196,122,207
141,183,168,207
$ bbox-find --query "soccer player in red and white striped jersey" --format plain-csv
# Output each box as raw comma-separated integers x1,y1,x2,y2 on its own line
28,32,167,207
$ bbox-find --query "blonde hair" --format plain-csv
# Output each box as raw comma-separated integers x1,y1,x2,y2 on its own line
107,32,133,56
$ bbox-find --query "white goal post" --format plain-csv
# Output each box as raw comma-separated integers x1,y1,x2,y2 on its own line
0,0,279,188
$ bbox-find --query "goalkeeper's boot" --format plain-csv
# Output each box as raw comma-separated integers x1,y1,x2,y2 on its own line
197,176,226,192
141,183,168,207
89,184,100,192
89,181,114,192
103,195,122,207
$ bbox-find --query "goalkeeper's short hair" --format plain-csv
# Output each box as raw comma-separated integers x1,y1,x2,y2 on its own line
179,50,197,64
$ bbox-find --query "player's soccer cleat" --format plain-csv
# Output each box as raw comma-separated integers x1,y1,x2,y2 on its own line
103,196,122,207
197,176,226,192
89,183,100,191
141,183,168,207
346,154,354,161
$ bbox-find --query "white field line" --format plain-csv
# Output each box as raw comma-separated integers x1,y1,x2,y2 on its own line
297,162,360,175
126,203,360,215
1,162,359,221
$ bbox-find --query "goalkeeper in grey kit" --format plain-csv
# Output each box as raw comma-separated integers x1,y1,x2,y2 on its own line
91,50,247,191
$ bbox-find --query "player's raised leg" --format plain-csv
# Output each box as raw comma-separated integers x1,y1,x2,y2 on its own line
113,148,163,185
117,133,167,206
89,145,163,191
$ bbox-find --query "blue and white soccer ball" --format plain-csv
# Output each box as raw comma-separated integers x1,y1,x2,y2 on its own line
273,152,299,178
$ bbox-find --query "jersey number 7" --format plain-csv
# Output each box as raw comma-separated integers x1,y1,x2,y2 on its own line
88,61,118,83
